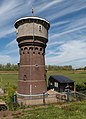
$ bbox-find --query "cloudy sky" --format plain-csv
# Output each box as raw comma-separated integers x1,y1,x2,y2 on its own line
0,0,86,68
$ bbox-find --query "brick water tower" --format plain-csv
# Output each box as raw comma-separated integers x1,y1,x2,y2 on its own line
14,16,50,102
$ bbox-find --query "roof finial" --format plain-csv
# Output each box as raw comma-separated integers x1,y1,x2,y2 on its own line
32,6,34,17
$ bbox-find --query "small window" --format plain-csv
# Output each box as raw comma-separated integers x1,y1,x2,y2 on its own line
28,51,29,54
38,52,40,54
39,25,43,32
16,29,18,34
55,82,58,87
40,48,42,51
50,82,53,85
23,75,27,81
35,64,39,69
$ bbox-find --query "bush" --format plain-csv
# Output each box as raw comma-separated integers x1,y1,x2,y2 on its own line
76,83,86,91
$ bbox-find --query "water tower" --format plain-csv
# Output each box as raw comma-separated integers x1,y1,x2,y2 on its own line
14,16,50,103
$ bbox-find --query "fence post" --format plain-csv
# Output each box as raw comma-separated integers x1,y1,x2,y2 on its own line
66,88,70,102
65,85,70,102
43,92,45,105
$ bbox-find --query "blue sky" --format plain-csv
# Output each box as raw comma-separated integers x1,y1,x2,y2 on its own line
0,0,86,68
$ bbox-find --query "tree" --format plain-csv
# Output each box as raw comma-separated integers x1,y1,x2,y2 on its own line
6,63,11,70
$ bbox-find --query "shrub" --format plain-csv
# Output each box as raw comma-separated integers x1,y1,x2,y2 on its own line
76,83,86,91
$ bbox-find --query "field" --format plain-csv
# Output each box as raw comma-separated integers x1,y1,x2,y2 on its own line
0,70,86,88
0,71,18,87
47,70,86,85
0,70,86,119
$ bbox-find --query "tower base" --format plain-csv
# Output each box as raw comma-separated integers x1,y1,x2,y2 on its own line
17,92,48,106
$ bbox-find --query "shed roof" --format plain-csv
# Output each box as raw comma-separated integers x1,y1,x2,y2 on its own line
49,75,74,83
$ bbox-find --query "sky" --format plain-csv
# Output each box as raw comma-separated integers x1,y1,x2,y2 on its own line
0,0,86,68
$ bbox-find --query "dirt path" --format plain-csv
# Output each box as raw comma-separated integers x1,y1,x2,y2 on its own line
0,110,13,118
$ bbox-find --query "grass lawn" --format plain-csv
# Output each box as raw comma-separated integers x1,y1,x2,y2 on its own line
0,70,86,119
0,71,18,87
0,70,86,88
47,70,86,85
11,101,86,119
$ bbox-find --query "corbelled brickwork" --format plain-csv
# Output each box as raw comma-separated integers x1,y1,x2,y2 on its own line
14,17,50,99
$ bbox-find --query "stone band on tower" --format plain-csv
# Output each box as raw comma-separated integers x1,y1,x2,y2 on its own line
14,17,50,100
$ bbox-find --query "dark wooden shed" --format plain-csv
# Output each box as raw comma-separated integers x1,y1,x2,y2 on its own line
48,75,74,92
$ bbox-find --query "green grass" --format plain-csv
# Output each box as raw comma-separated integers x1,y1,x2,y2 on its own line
12,101,86,119
0,70,86,119
0,70,86,88
0,73,18,87
47,70,86,85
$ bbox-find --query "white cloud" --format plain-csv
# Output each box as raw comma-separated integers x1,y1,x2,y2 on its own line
0,0,33,38
50,25,86,40
6,39,17,48
0,0,86,68
4,39,19,55
0,27,15,39
0,0,15,15
35,0,64,14
47,0,86,21
46,39,86,68
51,20,70,28
48,40,64,47
64,17,86,31
0,55,12,64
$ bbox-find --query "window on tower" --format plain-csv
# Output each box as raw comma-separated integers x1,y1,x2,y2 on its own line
23,75,27,81
16,29,18,34
39,25,43,32
40,48,42,51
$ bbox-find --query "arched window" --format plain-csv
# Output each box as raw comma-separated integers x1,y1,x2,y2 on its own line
35,47,38,50
29,47,32,50
24,47,28,54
